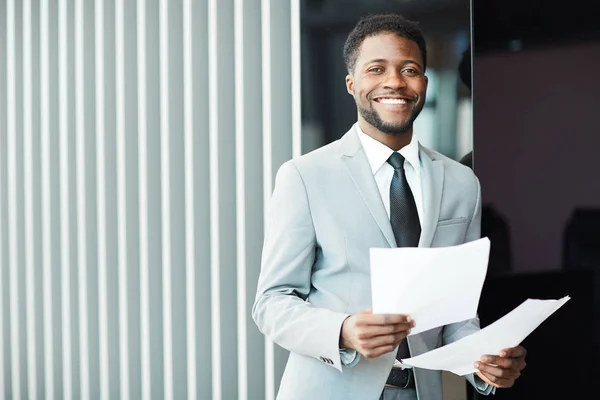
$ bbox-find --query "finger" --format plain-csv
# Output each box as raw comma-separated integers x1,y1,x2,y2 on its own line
356,323,413,339
479,355,520,369
388,322,413,334
476,370,515,388
499,346,526,358
361,333,408,350
475,361,521,380
361,344,396,359
354,313,414,326
364,313,413,326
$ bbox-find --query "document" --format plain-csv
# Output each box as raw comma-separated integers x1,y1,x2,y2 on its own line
370,237,490,335
400,296,570,375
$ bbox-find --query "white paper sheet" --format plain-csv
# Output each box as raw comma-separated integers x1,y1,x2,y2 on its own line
370,237,490,335
401,296,571,375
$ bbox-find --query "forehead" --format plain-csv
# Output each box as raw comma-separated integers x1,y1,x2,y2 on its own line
356,33,423,66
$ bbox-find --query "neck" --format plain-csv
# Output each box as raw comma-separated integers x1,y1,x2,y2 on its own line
358,120,413,151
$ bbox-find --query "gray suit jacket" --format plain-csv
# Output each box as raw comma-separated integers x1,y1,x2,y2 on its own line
253,128,489,400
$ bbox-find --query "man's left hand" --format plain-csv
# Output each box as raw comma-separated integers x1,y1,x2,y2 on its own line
474,346,527,388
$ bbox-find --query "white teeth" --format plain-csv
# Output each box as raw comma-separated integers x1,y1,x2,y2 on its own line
378,98,407,105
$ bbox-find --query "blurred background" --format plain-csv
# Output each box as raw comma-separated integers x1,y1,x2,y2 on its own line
472,0,600,398
0,0,598,399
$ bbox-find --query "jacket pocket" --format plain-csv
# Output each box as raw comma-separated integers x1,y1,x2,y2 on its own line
437,217,467,227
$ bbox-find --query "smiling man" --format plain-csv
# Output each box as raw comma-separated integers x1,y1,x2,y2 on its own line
253,14,526,400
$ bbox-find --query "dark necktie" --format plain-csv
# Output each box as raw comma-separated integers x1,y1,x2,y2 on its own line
387,152,421,361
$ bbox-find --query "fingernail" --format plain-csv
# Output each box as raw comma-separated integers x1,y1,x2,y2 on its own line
500,351,506,357
474,362,480,368
406,316,412,323
483,356,492,362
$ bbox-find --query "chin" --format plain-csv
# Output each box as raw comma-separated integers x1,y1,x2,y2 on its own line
378,124,412,136
384,119,409,128
382,121,411,132
383,129,411,136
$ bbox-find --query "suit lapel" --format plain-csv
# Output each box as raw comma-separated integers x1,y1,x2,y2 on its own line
340,129,396,248
419,145,444,248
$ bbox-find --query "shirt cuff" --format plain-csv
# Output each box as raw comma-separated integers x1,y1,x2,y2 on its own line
339,348,360,368
473,375,496,395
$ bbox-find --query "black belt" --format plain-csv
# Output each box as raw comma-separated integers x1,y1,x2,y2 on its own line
385,366,415,389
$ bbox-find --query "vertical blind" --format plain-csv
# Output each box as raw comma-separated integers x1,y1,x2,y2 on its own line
0,0,301,398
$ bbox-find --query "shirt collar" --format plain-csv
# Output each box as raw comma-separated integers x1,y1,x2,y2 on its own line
355,123,421,176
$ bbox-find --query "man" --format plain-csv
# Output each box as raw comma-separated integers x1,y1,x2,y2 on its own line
253,14,526,400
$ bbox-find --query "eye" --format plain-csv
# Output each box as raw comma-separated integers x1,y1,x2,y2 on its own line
368,67,384,74
402,68,420,76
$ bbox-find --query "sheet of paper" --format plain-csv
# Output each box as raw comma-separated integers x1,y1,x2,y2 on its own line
401,296,570,375
370,237,490,335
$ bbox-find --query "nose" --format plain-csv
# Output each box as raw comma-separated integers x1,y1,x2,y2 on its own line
383,69,407,90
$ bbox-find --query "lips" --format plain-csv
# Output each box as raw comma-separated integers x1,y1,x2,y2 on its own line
372,94,414,105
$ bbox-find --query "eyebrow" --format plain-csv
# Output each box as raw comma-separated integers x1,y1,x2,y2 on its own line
365,58,423,70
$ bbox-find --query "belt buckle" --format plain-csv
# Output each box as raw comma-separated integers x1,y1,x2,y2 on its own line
387,366,411,389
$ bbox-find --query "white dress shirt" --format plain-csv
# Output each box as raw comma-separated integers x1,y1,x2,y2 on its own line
355,124,425,226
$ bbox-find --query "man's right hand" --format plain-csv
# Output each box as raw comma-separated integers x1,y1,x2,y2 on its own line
340,308,415,359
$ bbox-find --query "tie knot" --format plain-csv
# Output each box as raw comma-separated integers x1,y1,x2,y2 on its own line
387,152,405,170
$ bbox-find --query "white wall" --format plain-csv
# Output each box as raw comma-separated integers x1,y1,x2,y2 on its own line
0,0,301,399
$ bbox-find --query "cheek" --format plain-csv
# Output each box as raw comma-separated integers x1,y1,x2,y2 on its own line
360,93,372,106
356,79,376,98
413,82,427,97
358,86,372,102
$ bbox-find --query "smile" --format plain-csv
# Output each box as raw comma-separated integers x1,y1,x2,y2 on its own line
375,98,408,105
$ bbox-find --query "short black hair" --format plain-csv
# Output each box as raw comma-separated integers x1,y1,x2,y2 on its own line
343,14,427,74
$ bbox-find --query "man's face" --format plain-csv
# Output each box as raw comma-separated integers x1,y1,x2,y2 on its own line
346,33,428,136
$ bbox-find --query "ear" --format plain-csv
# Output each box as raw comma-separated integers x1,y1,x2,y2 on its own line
346,74,354,96
424,74,429,90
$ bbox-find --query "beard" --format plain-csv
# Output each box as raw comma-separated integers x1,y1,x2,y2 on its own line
357,100,424,136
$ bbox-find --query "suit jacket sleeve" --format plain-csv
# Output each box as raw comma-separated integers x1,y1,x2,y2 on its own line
252,161,350,372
